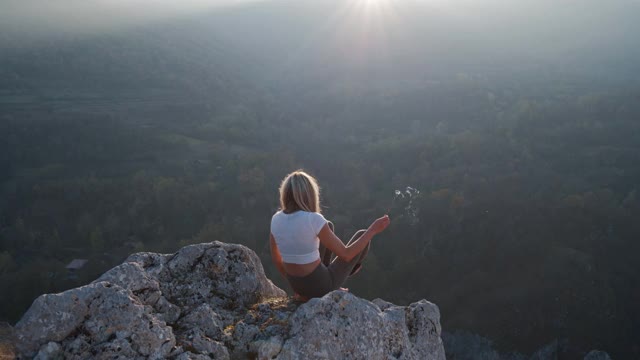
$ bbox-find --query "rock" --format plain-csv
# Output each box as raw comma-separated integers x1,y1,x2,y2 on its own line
178,303,223,338
13,241,445,359
175,351,214,360
155,295,182,324
276,291,445,360
15,281,175,358
94,261,162,306
178,328,230,359
143,242,285,309
34,342,62,360
252,336,284,359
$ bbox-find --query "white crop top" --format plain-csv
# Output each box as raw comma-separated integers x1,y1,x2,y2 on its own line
270,210,328,264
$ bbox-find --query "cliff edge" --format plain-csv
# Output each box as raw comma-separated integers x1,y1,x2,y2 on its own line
11,241,445,359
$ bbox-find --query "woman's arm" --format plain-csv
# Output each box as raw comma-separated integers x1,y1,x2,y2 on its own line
269,233,287,279
318,215,390,262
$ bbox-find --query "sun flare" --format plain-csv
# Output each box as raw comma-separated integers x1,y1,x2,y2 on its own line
359,0,391,10
352,0,397,19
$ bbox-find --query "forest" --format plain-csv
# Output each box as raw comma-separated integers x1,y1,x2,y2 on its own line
1,0,639,358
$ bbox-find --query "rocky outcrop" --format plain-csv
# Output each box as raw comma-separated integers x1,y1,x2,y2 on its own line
277,296,444,359
13,241,445,359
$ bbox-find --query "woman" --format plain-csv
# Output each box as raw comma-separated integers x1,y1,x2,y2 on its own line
269,170,390,300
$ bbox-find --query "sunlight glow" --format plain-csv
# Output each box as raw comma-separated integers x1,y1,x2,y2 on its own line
356,0,393,15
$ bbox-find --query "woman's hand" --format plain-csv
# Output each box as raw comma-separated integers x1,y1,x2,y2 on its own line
368,215,390,235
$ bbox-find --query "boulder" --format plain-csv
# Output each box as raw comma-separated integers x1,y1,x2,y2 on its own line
275,292,445,360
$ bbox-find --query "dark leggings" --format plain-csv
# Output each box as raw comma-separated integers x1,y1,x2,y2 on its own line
286,221,370,299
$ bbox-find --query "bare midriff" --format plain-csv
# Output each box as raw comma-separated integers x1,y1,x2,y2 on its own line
283,258,321,277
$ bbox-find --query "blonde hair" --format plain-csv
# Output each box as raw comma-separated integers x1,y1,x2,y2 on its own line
279,170,321,213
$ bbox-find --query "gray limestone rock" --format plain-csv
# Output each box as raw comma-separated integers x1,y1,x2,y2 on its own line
252,336,284,360
175,351,214,360
177,328,230,359
14,241,445,360
15,281,175,359
155,242,285,308
276,291,445,360
34,342,62,360
15,284,91,355
178,303,223,339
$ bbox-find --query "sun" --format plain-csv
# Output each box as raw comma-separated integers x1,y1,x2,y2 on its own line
353,0,395,18
359,0,391,9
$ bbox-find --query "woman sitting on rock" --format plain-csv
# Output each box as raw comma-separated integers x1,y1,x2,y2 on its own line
269,170,390,300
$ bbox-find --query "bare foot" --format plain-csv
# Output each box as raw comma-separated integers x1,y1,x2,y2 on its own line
339,287,349,292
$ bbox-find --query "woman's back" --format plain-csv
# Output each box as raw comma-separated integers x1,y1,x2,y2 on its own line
270,210,327,265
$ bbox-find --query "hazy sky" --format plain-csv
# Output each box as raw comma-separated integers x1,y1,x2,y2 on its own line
2,0,638,69
3,0,639,36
